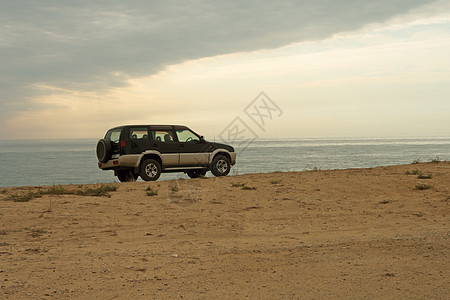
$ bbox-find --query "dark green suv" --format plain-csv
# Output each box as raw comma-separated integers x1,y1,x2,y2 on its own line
96,125,236,182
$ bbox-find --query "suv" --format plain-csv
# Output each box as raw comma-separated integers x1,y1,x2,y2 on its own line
96,125,236,182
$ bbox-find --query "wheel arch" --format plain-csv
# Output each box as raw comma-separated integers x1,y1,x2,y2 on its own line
210,150,231,164
135,152,163,172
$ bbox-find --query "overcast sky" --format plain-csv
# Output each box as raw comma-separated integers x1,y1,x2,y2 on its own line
1,0,449,139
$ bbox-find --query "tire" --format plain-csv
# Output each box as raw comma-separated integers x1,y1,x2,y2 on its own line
187,169,207,179
96,139,112,163
210,155,231,177
117,170,138,182
140,159,161,181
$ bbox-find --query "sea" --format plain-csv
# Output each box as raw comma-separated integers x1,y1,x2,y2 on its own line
0,137,449,187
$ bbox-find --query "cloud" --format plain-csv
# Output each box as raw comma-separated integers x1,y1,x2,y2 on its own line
0,0,438,122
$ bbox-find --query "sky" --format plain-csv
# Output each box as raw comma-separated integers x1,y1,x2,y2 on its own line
0,0,449,140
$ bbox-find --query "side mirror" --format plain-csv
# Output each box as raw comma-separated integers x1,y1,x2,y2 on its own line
200,136,205,143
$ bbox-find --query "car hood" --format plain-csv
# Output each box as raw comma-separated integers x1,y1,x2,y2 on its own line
208,142,235,152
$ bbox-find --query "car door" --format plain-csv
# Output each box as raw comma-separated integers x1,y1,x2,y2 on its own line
175,127,210,166
126,126,151,154
149,126,179,166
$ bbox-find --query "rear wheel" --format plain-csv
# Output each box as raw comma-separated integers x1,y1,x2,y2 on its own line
187,169,207,178
117,170,138,182
211,155,231,177
140,159,161,181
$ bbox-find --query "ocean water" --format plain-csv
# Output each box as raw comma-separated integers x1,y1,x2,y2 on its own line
0,137,449,187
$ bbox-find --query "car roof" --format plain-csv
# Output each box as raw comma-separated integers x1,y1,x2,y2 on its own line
109,125,189,131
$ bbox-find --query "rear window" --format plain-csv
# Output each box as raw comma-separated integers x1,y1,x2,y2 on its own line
105,128,122,143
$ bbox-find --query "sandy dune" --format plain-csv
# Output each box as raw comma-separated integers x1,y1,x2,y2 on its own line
1,163,449,299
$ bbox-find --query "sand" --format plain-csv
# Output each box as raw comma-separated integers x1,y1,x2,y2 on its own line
0,162,449,299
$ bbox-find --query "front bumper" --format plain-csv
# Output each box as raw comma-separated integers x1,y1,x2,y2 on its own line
230,152,237,165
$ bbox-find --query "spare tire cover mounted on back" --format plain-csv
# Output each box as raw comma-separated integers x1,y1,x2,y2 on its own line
96,139,113,163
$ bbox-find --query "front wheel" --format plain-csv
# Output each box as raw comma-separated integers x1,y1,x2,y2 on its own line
211,155,231,177
140,159,161,181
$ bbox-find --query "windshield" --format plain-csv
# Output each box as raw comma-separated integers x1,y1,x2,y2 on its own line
105,128,122,143
176,129,200,142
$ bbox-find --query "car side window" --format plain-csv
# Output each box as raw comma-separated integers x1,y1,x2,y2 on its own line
176,129,200,143
129,128,149,140
151,130,175,143
105,129,121,143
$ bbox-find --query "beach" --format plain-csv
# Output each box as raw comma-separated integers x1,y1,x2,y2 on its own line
1,162,449,299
